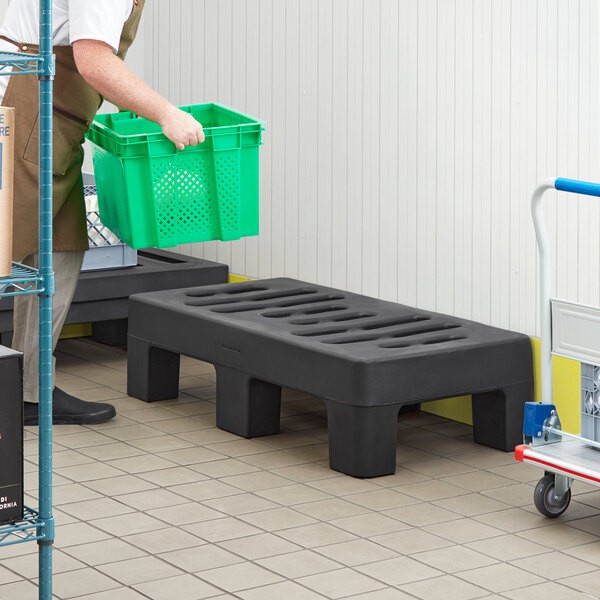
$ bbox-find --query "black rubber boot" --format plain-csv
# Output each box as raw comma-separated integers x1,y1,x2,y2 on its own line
24,387,116,426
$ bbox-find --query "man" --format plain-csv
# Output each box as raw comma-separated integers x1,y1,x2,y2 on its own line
0,0,204,425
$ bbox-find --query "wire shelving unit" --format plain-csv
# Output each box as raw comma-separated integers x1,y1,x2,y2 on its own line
0,1,55,598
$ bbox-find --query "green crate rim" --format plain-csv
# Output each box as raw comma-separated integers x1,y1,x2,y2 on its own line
89,102,264,148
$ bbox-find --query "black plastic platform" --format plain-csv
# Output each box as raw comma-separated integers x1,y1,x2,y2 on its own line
127,278,534,477
0,249,229,346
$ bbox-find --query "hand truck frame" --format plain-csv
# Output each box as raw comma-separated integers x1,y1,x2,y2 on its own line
516,178,600,518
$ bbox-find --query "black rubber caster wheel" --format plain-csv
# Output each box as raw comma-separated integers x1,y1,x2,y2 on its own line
533,474,571,518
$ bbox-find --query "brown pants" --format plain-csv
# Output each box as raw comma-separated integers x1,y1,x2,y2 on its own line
12,251,84,403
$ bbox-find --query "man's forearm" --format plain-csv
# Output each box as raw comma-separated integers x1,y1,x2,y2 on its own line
73,39,204,149
73,41,172,125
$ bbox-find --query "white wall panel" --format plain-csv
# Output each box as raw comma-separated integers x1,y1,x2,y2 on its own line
378,0,399,303
435,0,455,317
345,0,363,294
398,0,419,309
316,0,333,287
330,0,349,291
135,0,600,337
452,0,474,320
0,1,597,338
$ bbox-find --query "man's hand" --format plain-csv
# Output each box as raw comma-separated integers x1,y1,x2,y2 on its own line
72,39,204,150
160,105,205,150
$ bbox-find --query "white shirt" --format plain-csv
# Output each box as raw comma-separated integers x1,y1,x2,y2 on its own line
0,0,133,102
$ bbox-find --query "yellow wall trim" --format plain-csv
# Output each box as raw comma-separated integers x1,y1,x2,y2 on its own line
229,274,253,283
59,323,92,340
422,337,581,433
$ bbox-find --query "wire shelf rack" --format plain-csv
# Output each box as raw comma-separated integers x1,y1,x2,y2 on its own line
0,507,44,547
0,1,54,597
0,262,43,297
0,51,41,75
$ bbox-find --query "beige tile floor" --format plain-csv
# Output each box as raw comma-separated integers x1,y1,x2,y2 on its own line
2,337,600,600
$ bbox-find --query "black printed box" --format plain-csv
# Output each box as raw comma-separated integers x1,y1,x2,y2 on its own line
0,345,22,524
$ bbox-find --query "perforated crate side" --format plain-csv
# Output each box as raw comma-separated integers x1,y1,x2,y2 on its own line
149,152,222,247
90,146,133,245
213,148,242,240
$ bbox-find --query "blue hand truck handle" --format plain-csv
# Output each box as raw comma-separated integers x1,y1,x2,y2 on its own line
555,178,600,198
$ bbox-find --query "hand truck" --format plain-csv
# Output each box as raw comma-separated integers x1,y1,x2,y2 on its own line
516,178,600,518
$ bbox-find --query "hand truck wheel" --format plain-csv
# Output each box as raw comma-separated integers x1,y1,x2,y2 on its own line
533,474,571,518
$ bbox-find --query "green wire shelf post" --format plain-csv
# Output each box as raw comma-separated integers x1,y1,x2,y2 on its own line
0,1,55,598
37,0,55,597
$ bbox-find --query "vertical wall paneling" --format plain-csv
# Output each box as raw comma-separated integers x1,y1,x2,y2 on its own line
471,0,492,325
176,0,193,260
490,0,512,330
284,0,300,278
587,1,600,308
556,2,579,305
269,0,286,277
522,0,538,336
534,0,548,334
316,0,333,286
397,0,419,308
189,0,208,259
578,0,590,303
416,0,437,311
330,0,349,291
378,0,399,302
242,0,261,279
215,0,233,269
298,0,318,283
229,0,248,275
345,0,364,293
471,0,483,323
435,0,455,316
578,0,595,306
538,1,559,334
0,1,594,338
508,0,523,332
200,0,220,264
361,0,380,297
258,0,274,279
453,0,474,319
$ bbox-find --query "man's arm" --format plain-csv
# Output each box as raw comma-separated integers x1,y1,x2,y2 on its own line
72,39,204,150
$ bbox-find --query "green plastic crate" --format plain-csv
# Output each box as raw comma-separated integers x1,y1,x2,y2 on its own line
86,103,263,249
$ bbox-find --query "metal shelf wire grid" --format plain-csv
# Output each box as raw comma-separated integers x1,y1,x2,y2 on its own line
0,262,43,297
0,51,41,75
0,507,44,547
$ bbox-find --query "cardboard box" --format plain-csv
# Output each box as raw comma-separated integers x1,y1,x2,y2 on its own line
0,107,14,277
0,345,22,524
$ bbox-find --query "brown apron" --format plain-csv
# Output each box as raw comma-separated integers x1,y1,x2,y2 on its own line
1,0,145,262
